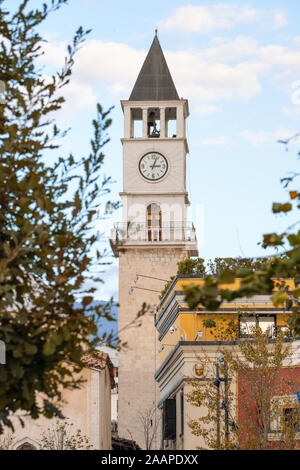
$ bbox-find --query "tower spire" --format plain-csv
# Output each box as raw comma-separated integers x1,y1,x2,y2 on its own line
129,35,179,101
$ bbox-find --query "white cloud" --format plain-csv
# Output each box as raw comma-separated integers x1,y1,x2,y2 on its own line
35,71,97,120
159,4,287,33
237,128,297,147
273,10,288,29
166,49,264,107
293,37,300,48
159,4,257,33
58,79,97,119
258,44,300,71
93,263,118,301
199,136,232,147
40,39,67,65
195,104,220,116
39,33,300,118
281,105,300,118
201,36,259,62
39,39,144,114
196,128,299,149
73,40,145,87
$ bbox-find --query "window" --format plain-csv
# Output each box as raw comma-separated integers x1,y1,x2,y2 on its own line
131,108,142,138
258,316,275,336
239,315,276,338
17,442,36,450
277,325,291,337
282,407,300,433
239,316,256,337
163,399,176,440
147,108,160,138
180,390,184,436
269,395,300,440
166,107,177,138
147,203,162,241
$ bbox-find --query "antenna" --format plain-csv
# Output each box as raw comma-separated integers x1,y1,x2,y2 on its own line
235,227,245,257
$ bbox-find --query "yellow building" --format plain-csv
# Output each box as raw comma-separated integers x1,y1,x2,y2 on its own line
155,275,299,450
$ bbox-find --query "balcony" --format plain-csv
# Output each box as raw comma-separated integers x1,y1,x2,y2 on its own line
110,221,197,256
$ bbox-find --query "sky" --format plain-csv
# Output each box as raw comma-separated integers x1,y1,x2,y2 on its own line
7,0,300,300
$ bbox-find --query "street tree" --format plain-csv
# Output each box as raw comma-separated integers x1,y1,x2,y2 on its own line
0,0,116,431
187,323,299,450
40,418,92,450
138,407,161,450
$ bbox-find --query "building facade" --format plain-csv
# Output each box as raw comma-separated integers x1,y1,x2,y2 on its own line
3,352,115,450
110,34,198,448
155,276,300,449
99,344,118,434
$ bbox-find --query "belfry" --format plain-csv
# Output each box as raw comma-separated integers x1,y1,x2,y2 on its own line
110,33,198,449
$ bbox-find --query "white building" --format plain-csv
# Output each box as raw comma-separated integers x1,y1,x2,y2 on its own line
99,344,118,432
1,352,115,450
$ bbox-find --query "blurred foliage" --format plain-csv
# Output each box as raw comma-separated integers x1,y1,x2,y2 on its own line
0,0,117,432
160,257,268,300
40,418,92,450
177,258,206,276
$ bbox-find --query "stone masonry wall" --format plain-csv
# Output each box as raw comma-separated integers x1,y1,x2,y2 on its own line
118,246,188,449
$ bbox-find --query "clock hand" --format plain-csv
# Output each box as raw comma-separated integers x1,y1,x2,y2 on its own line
151,157,157,170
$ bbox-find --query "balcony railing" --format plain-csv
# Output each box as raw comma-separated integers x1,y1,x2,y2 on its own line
110,221,197,244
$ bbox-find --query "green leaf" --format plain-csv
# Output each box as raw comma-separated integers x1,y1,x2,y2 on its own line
272,202,292,213
271,291,289,307
82,296,93,307
43,341,56,356
218,269,235,284
24,343,38,355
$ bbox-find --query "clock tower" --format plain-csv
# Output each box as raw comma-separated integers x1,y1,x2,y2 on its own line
110,33,198,449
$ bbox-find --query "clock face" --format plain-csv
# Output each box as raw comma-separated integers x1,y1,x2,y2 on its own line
139,152,168,181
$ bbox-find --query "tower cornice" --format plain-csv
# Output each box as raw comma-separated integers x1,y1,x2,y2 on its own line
120,137,189,154
121,99,189,118
119,191,190,205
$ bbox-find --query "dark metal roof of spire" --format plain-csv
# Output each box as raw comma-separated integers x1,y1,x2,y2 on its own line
129,34,179,101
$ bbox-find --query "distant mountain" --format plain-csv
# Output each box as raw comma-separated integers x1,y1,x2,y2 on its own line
75,300,118,344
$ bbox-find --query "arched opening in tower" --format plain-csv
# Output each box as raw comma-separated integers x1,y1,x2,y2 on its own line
147,203,162,241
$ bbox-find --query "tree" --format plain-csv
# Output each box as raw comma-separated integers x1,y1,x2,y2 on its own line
0,0,116,431
187,322,299,450
40,418,92,450
138,407,161,450
160,257,267,299
206,257,268,277
0,429,15,449
177,258,206,276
